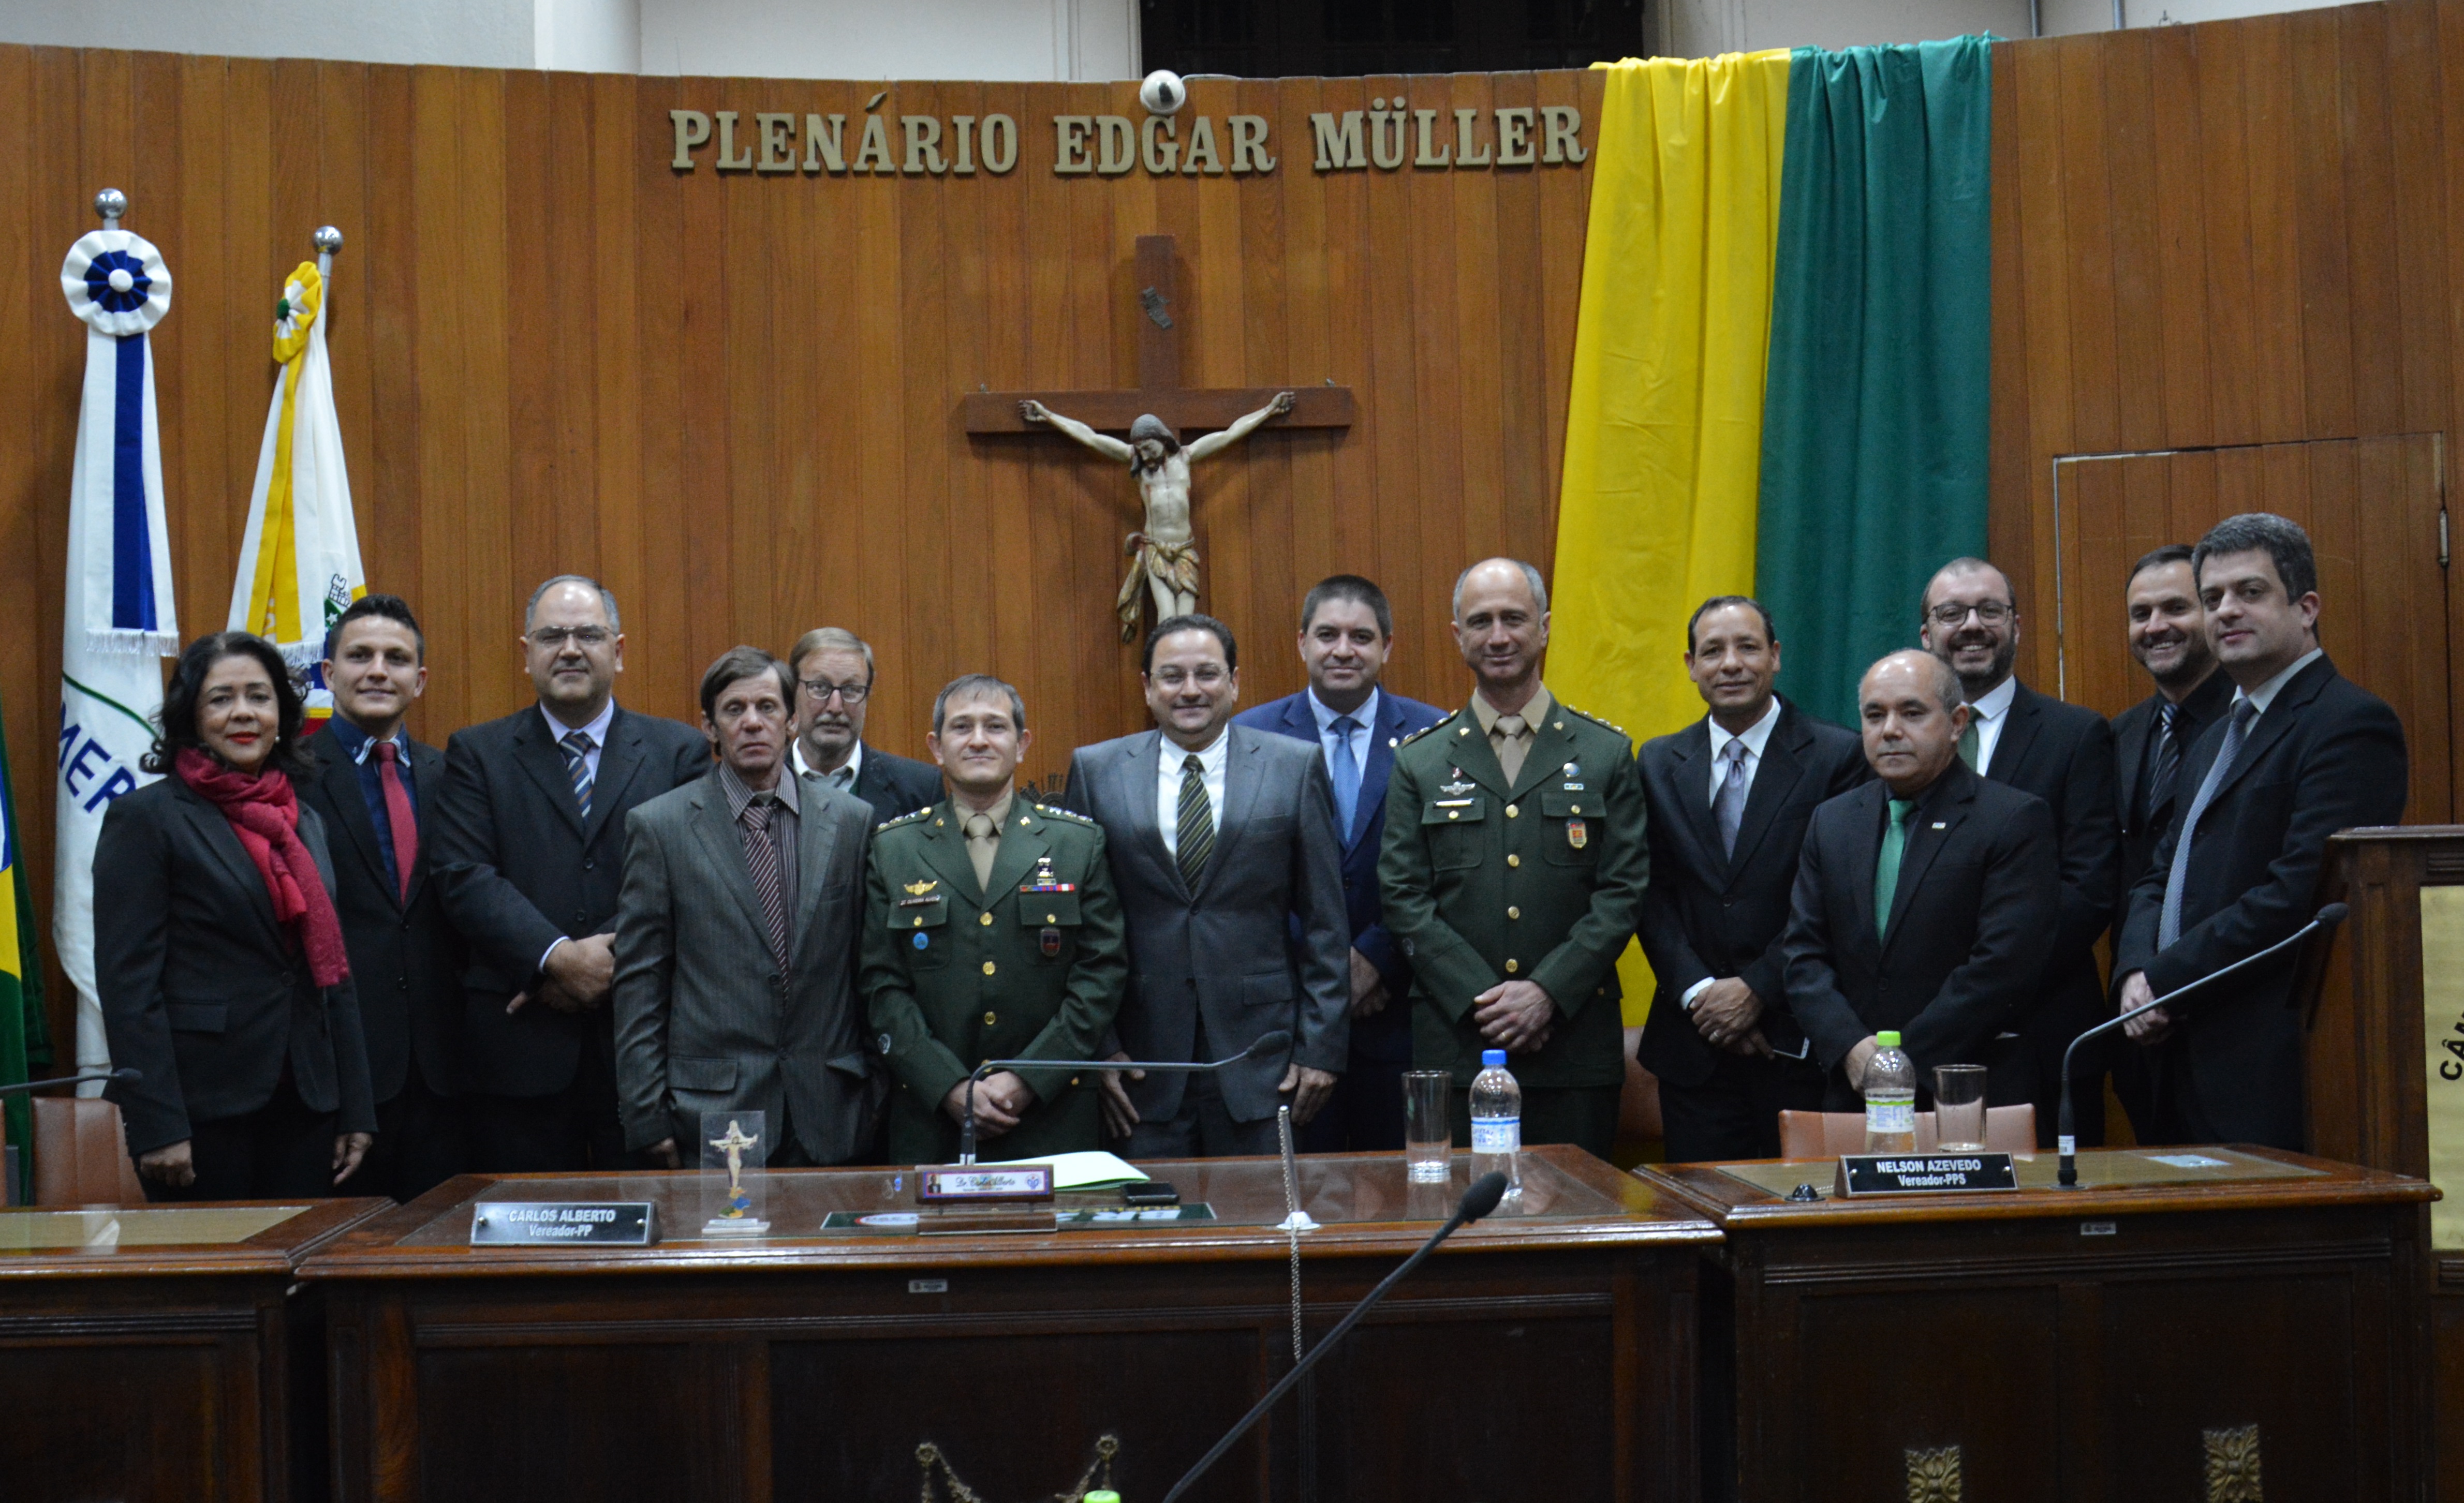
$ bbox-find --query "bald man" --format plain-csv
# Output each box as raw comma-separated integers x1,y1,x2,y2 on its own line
1778,651,2060,1110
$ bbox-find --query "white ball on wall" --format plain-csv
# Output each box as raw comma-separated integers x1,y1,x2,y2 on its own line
1140,70,1187,116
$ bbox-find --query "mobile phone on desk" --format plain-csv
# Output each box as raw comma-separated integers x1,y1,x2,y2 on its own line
1122,1181,1179,1207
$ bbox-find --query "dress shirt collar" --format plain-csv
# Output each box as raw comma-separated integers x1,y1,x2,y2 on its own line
718,758,798,820
1164,724,1232,773
1967,674,2018,725
1705,695,1782,765
1470,682,1553,736
540,696,616,750
1306,686,1380,738
955,790,1013,834
326,715,409,767
792,737,864,785
2238,646,2324,717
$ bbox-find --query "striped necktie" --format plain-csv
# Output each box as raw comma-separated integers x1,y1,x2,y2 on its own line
2143,701,2182,827
559,730,596,818
2159,697,2259,948
740,799,791,970
1176,752,1214,890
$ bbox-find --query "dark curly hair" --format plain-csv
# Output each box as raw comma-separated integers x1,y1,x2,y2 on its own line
143,631,314,778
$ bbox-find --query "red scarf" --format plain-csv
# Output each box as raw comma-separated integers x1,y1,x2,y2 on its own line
174,748,351,987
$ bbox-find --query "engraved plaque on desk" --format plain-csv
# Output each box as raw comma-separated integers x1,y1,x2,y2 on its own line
469,1202,659,1245
918,1165,1054,1203
1834,1153,2018,1197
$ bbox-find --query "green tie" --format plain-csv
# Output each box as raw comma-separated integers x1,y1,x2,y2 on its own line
1876,798,1915,940
1957,719,1980,771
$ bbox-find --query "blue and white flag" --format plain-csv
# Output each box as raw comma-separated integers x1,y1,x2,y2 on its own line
55,226,177,1082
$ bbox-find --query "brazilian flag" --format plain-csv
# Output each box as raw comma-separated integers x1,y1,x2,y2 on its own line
0,690,48,1204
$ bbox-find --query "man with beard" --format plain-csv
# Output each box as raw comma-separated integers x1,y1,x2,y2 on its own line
786,627,941,825
1919,559,2119,1144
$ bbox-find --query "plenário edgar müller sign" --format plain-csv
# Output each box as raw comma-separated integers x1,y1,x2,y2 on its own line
668,100,1587,179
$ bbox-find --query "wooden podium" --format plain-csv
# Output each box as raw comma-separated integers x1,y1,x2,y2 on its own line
2309,826,2464,1500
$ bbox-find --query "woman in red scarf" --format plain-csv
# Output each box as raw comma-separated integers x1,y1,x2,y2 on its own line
96,632,377,1200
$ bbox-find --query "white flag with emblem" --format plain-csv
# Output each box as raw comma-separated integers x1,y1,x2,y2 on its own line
228,250,364,718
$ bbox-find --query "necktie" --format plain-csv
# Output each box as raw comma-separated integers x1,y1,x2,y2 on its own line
1876,798,1915,941
740,799,791,970
1494,713,1530,782
374,740,418,904
1176,753,1214,890
559,730,595,817
2144,701,2182,827
1957,718,1981,772
1328,715,1362,840
2160,697,2260,948
1713,738,1749,859
964,811,1000,891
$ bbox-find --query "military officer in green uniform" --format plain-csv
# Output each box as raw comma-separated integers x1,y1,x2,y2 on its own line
1379,558,1649,1160
861,674,1129,1164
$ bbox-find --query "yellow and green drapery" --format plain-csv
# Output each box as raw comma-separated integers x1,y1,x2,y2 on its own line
0,684,49,1202
1551,37,1995,1023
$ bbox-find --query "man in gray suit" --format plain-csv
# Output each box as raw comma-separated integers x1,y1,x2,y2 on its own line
614,646,879,1167
1065,614,1352,1156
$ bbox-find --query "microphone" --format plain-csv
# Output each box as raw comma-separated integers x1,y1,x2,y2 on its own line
1158,1171,1511,1503
956,1030,1293,1166
0,1067,139,1098
2057,902,2348,1187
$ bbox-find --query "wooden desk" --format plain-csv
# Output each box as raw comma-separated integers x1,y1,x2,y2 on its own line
302,1148,1714,1503
1644,1147,2435,1503
0,1198,393,1502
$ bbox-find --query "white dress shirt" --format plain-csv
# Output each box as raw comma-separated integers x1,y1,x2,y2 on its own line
1157,726,1231,862
790,736,865,789
536,697,618,972
1967,674,2018,775
2238,646,2324,718
1307,686,1379,782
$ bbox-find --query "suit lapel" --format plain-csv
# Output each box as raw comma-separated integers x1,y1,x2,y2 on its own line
912,801,981,903
982,802,1051,909
686,781,775,946
1509,711,1579,803
315,737,397,905
514,710,589,840
406,739,444,903
791,776,844,957
1841,782,1884,955
2198,661,2328,812
1352,696,1406,854
1727,710,1808,876
1882,768,1974,954
1983,683,2042,786
2115,700,2152,824
1197,725,1265,899
583,708,651,847
1120,732,1186,900
1669,722,1727,876
173,785,282,942
1446,711,1511,797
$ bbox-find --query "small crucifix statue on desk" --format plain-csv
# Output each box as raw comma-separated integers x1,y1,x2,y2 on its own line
708,1118,761,1220
1021,391,1293,637
962,233,1354,642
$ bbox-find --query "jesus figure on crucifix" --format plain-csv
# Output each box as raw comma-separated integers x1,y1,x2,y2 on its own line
1021,390,1294,640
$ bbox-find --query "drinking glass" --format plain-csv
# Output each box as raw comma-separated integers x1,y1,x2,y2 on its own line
1403,1070,1453,1183
1932,1064,1988,1152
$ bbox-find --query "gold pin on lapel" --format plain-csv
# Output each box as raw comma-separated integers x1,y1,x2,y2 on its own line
904,879,938,896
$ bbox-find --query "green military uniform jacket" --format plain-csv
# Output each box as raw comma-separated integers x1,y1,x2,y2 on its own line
859,796,1129,1164
1377,699,1648,1088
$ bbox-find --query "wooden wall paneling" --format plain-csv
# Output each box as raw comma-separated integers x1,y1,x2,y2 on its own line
2241,16,2310,442
1229,82,1298,695
1450,70,1508,621
2383,0,2451,440
1356,73,1433,698
1264,76,1335,635
936,80,993,688
216,57,278,639
585,71,641,707
716,82,773,678
2147,24,2214,451
1403,75,1467,712
458,68,522,727
0,41,40,1036
1535,68,1598,574
2008,36,2075,681
2290,8,2359,440
2102,29,2168,454
2338,4,2406,440
548,71,606,582
1986,40,2038,669
316,62,374,591
2358,434,2454,823
501,67,563,622
361,65,426,671
902,80,961,746
673,74,734,718
2056,36,2121,461
1012,84,1079,788
628,72,690,729
407,65,475,735
2191,19,2262,447
972,81,1033,743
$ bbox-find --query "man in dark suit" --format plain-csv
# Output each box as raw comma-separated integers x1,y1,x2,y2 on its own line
431,575,712,1171
1232,574,1445,1151
1636,597,1866,1161
787,626,942,824
1065,614,1352,1157
1781,651,2060,1109
2114,513,2408,1149
2107,545,2233,1138
615,648,879,1168
1920,558,2120,1147
298,594,467,1201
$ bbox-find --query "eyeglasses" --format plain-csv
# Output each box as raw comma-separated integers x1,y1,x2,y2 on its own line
1927,601,2013,627
800,678,872,705
528,626,613,649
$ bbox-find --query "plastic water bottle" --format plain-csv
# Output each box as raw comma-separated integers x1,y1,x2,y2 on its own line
1862,1031,1917,1153
1469,1048,1524,1202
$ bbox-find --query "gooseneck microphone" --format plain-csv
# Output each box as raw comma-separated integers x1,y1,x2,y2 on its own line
956,1030,1293,1165
1158,1170,1512,1503
0,1066,139,1098
2057,902,2348,1187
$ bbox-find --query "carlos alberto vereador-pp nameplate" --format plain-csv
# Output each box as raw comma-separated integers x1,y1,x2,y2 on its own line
1834,1153,2019,1197
470,1202,661,1245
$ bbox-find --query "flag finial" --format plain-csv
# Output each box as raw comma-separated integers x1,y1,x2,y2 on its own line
93,188,125,226
313,225,344,254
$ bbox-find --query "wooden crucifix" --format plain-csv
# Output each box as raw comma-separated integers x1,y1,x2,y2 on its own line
962,234,1354,639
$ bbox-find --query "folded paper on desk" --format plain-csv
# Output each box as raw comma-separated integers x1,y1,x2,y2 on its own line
1007,1151,1150,1191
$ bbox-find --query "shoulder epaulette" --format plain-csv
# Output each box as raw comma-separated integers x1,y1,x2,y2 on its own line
1397,711,1462,749
1558,702,1628,738
1032,801,1096,825
877,807,934,832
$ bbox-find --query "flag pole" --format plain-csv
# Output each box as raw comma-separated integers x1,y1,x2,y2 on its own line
314,224,342,281
95,187,125,228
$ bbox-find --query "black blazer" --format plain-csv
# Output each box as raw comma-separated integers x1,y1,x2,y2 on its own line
1635,701,1868,1086
95,777,378,1156
1780,760,2060,1094
851,744,944,826
2109,668,2234,921
1980,680,2120,1031
294,724,467,1104
430,704,712,1097
2114,654,2407,1146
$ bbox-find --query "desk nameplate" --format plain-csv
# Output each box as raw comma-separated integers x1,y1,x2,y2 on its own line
918,1166,1054,1203
470,1202,659,1246
1835,1154,2018,1197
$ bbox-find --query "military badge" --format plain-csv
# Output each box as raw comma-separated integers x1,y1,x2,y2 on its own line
913,931,931,949
1566,818,1588,850
1439,778,1476,797
1041,927,1063,957
904,879,938,896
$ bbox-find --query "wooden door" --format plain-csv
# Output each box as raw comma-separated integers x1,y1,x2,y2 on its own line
2051,433,2452,823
